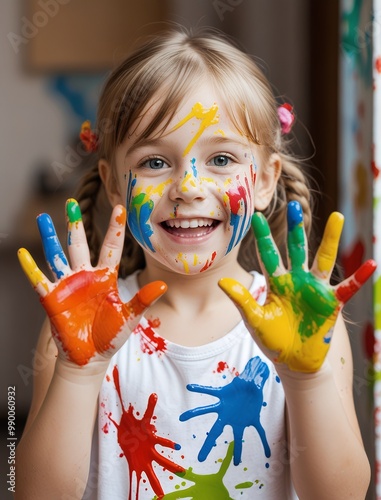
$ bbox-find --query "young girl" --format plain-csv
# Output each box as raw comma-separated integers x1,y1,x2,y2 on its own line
16,29,376,499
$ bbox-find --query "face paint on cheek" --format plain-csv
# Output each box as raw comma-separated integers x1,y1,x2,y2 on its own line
128,192,155,253
200,251,217,272
126,172,172,253
223,175,253,254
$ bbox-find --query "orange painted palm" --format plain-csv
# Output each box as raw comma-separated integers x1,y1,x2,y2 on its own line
219,201,376,373
18,199,166,366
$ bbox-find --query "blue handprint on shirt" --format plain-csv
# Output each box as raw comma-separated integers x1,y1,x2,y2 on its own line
179,356,271,466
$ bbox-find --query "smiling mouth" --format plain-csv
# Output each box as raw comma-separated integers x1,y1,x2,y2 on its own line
161,218,220,238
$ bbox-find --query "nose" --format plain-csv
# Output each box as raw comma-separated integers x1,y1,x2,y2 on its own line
168,161,206,203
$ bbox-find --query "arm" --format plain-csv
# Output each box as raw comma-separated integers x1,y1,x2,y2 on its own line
219,201,375,499
281,314,370,499
15,199,166,499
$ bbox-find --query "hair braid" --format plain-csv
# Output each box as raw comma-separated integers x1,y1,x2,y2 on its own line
266,154,313,249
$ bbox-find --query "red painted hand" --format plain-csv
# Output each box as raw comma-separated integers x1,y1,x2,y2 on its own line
18,199,166,366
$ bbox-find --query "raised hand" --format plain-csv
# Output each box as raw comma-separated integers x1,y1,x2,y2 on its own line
18,199,166,366
219,201,376,373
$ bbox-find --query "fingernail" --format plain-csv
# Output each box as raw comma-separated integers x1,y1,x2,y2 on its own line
287,201,303,231
66,199,82,223
37,213,55,238
115,206,126,226
251,212,270,238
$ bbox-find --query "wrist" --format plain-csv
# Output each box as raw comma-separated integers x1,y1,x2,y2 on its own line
54,357,110,385
275,360,333,391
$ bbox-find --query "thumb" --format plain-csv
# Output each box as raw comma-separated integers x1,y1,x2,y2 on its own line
218,278,263,329
125,281,167,318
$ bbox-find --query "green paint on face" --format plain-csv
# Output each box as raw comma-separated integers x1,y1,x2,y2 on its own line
66,200,82,223
251,213,279,276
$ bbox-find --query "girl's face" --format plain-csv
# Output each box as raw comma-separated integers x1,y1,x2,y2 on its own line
107,84,277,275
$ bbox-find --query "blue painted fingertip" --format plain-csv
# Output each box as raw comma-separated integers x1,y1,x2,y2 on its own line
37,213,68,278
287,201,303,231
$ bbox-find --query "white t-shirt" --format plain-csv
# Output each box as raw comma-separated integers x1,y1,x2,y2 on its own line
83,271,298,499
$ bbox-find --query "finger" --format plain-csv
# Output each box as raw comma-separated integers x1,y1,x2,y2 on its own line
251,212,284,277
17,248,52,297
287,201,307,270
98,205,126,269
66,199,91,271
335,259,377,303
37,213,70,280
312,212,344,280
125,281,167,317
218,277,264,328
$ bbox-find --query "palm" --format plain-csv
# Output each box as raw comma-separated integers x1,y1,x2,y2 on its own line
18,199,166,366
219,201,376,373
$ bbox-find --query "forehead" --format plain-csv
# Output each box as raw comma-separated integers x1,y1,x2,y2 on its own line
129,82,238,142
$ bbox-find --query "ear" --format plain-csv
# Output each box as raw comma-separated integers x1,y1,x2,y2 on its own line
254,153,281,211
98,159,124,207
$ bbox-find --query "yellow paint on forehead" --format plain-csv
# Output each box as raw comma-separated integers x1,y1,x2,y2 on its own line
193,254,199,266
172,102,219,156
215,128,226,136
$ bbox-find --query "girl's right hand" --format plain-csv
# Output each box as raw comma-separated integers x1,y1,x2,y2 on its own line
18,199,166,368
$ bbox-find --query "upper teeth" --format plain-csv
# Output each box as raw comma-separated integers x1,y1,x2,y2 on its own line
165,218,214,229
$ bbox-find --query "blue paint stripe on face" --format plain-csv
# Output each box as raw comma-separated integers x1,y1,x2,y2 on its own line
287,201,303,231
37,213,68,278
139,202,155,252
191,158,198,178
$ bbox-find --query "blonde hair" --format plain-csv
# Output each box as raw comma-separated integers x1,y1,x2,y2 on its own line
76,28,312,277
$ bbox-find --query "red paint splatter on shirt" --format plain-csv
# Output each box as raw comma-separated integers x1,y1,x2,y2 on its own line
134,321,167,355
216,361,228,373
108,365,184,499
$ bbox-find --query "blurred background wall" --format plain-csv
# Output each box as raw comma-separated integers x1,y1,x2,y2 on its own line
2,0,376,498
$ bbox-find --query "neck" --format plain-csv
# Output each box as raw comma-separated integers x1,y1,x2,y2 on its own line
138,249,253,313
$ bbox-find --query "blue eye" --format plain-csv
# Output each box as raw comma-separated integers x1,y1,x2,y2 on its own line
142,158,167,169
211,155,231,167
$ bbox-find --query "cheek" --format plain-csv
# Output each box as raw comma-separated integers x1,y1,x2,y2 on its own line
126,172,156,252
125,172,173,252
224,173,255,254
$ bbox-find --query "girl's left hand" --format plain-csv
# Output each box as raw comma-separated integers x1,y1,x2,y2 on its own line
219,201,376,373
